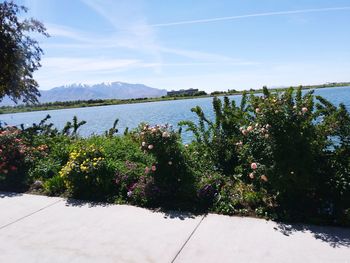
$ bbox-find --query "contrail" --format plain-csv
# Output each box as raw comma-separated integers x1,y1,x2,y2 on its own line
151,6,350,27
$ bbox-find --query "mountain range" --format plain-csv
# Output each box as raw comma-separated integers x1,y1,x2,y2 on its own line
0,82,167,106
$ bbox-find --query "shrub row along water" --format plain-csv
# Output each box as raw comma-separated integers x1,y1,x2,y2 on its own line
0,87,349,226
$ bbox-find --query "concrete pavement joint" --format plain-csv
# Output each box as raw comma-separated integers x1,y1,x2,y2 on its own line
171,214,206,263
0,199,63,230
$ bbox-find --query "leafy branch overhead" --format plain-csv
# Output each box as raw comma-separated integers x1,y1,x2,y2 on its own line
0,1,49,104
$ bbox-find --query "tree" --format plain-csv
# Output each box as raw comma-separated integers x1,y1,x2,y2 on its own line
0,1,48,104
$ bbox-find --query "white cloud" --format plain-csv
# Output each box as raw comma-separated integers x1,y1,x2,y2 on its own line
41,57,142,73
81,0,163,72
151,6,350,27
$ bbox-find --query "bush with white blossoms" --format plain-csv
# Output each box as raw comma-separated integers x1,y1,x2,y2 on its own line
182,87,350,224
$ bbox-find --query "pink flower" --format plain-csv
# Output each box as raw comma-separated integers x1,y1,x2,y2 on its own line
250,162,258,170
241,129,248,136
248,173,254,179
255,108,260,113
151,165,156,171
144,167,150,174
302,107,308,114
247,126,253,132
148,144,154,150
162,132,169,138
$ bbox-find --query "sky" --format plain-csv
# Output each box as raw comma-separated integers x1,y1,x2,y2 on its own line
14,0,350,92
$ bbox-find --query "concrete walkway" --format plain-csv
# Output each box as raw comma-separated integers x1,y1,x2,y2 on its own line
0,192,349,263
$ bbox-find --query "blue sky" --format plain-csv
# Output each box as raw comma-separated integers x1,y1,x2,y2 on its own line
16,0,350,91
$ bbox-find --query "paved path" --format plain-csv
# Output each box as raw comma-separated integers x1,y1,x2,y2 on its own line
0,192,349,263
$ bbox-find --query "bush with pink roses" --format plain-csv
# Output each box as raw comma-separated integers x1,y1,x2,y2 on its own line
135,123,196,208
0,127,48,190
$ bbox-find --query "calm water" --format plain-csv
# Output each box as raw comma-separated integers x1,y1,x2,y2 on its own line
1,86,350,142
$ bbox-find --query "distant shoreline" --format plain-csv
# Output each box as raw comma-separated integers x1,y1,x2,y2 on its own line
1,83,349,115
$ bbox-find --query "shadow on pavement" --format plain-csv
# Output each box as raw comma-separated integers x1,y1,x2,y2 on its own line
64,198,198,220
275,222,350,248
161,210,197,220
64,198,113,208
0,191,23,198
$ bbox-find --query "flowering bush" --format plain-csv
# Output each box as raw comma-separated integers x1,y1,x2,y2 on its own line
0,127,48,190
114,160,160,206
59,144,114,200
0,128,27,189
183,87,350,223
136,123,196,207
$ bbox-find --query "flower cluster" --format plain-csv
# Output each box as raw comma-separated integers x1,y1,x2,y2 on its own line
0,127,48,188
114,160,160,206
0,128,28,177
59,145,105,179
138,123,178,170
239,123,270,139
247,162,268,182
139,124,172,150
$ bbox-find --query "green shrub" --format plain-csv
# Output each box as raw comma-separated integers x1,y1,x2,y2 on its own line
44,175,66,196
180,96,248,176
213,180,275,217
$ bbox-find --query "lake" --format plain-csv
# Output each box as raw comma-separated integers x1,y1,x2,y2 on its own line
1,86,350,142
